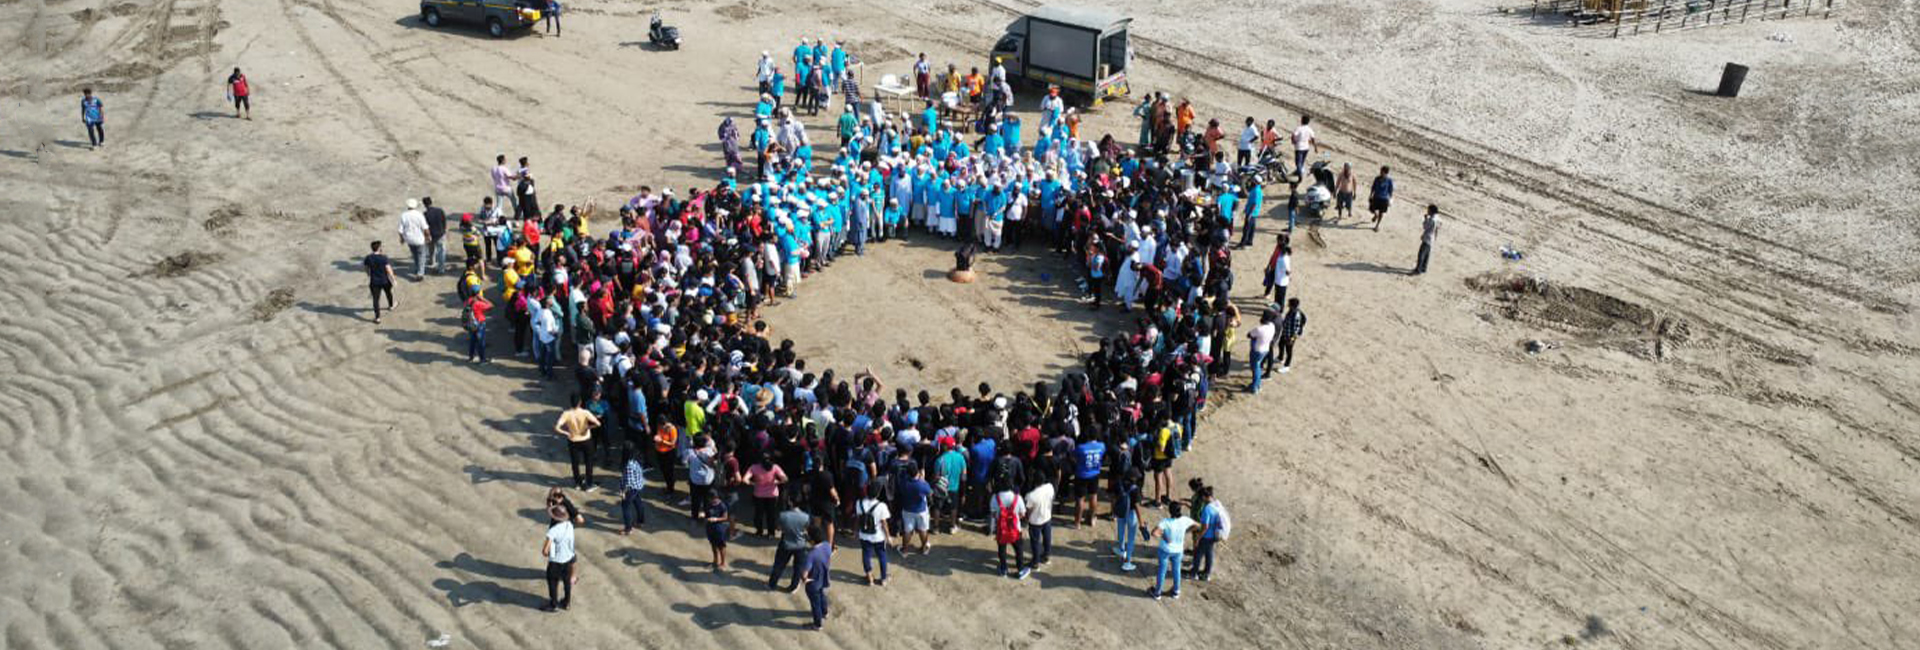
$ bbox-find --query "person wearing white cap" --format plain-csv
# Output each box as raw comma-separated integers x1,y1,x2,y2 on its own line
757,51,774,96
397,198,430,279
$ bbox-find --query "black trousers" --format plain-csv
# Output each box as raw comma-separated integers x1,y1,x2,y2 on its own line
86,122,105,146
755,496,779,536
1278,335,1297,368
567,440,594,488
996,541,1026,574
369,284,393,319
1414,241,1432,274
768,546,805,590
545,560,573,607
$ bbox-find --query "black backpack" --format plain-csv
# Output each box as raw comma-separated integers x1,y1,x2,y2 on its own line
859,501,881,535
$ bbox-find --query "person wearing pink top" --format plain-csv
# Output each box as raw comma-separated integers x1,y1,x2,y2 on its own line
741,458,789,537
489,154,517,214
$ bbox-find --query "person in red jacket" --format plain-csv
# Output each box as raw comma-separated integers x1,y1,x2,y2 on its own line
226,68,251,120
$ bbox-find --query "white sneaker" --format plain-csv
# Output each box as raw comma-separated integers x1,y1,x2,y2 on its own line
1280,366,1291,374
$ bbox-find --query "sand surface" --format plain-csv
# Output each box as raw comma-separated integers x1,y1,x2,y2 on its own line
3,0,1917,648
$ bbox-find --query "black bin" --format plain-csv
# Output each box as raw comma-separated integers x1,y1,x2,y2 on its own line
1716,63,1749,98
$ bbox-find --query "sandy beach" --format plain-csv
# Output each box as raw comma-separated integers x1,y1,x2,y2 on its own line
2,0,1917,648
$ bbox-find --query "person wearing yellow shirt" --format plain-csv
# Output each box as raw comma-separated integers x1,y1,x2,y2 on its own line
1150,416,1180,507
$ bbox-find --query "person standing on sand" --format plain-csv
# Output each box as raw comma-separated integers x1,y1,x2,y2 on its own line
989,481,1029,579
516,168,540,221
1368,165,1394,231
397,199,429,279
896,465,932,554
490,155,517,214
1334,162,1357,221
362,240,395,323
1112,466,1145,572
554,394,600,491
768,494,811,591
80,88,104,149
703,489,732,571
422,197,448,274
1276,298,1305,375
1144,502,1199,600
544,0,561,36
1412,204,1441,276
226,68,251,120
462,287,492,362
540,504,576,612
619,442,646,534
1247,314,1276,395
854,488,893,586
802,525,834,630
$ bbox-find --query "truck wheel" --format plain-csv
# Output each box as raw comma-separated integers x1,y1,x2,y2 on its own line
487,17,504,38
423,7,441,27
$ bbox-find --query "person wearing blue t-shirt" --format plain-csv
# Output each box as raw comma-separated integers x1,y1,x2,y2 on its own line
1188,487,1224,581
898,466,933,553
1071,435,1105,526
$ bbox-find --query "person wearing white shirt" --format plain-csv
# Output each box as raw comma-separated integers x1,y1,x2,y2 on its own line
1247,317,1278,394
532,295,560,379
397,199,429,279
1290,114,1318,180
1236,117,1259,167
1025,478,1056,568
541,505,577,611
854,495,894,585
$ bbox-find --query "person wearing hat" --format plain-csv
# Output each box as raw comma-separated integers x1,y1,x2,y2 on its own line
396,198,430,280
757,50,774,96
540,502,577,611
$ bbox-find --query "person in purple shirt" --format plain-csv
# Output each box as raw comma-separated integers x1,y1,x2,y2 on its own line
802,525,834,630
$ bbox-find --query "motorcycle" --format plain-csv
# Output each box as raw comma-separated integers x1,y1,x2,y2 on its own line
649,13,681,50
1298,161,1334,222
1234,148,1288,187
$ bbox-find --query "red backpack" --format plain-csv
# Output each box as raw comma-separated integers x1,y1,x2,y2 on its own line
993,496,1021,545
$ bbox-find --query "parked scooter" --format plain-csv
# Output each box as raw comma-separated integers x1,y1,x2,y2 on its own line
649,13,681,50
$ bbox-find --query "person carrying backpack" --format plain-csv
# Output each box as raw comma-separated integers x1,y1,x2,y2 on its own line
462,289,492,363
989,486,1028,578
1189,487,1230,581
854,489,893,586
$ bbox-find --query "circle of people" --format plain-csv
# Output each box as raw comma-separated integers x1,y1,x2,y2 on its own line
373,38,1409,626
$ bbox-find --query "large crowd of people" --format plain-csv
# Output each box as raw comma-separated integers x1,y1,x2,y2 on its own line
365,40,1414,626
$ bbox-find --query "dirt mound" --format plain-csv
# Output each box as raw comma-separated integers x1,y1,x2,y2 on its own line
144,252,222,278
1469,271,1693,358
343,203,384,224
203,204,243,233
250,288,295,322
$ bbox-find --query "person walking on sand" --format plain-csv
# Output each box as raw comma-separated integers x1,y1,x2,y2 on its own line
362,240,395,323
554,394,600,491
544,0,561,36
422,196,448,274
397,199,429,279
226,68,251,120
1144,502,1199,600
1368,165,1394,231
768,494,811,591
1412,204,1441,276
80,88,104,149
802,525,834,630
1290,115,1318,181
540,503,576,612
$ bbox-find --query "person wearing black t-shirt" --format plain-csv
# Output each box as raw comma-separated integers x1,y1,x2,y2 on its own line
362,240,395,323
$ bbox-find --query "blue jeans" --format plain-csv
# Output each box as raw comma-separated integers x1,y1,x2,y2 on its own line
466,321,488,361
1155,549,1184,595
806,586,828,625
1240,212,1259,246
1115,508,1137,560
1179,410,1196,451
1249,350,1268,393
534,337,557,378
861,539,889,581
1028,522,1052,564
620,488,646,530
1192,537,1218,577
